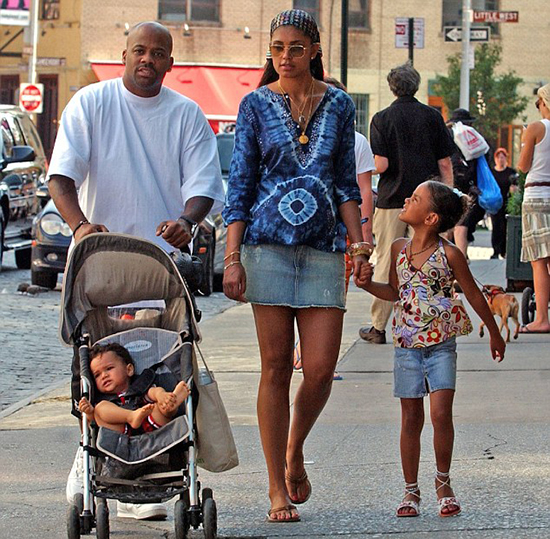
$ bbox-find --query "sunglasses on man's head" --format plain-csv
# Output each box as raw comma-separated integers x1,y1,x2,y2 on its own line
269,44,308,58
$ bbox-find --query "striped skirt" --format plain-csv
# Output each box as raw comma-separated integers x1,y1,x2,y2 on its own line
521,198,550,262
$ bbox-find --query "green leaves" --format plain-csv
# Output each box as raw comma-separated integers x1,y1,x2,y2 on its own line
433,43,529,148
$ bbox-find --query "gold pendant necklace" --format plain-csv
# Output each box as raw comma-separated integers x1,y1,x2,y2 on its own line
409,241,436,257
278,78,315,145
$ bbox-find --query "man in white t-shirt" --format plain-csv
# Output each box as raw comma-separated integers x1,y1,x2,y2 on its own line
48,21,224,521
354,131,376,245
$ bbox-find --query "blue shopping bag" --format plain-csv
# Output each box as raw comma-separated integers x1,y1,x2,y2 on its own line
476,154,503,214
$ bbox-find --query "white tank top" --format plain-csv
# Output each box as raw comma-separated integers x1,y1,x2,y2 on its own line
525,118,550,200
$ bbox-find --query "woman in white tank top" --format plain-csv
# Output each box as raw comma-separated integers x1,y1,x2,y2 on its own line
517,83,550,333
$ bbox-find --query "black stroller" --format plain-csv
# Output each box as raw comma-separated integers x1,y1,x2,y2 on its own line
60,233,222,539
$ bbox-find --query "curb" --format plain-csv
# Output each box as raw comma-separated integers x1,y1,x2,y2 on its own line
0,379,68,421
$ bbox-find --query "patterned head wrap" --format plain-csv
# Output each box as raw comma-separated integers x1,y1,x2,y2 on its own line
267,9,322,60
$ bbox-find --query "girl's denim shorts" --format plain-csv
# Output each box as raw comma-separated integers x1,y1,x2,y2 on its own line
393,337,457,398
241,244,346,309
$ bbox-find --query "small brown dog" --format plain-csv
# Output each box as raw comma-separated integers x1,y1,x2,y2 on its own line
479,285,519,342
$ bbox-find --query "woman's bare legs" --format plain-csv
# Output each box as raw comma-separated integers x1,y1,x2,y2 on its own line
285,307,344,502
525,258,550,332
430,389,459,515
398,398,424,515
252,304,298,520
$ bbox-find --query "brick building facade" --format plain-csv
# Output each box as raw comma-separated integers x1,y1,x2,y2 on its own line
1,0,548,160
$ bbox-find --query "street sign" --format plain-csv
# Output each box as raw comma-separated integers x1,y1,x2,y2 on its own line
19,83,44,114
444,26,490,43
473,11,519,23
395,17,425,49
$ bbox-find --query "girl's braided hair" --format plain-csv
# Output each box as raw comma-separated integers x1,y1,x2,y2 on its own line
425,179,469,233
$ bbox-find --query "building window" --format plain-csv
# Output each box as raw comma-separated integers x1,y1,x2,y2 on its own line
41,0,60,20
158,0,219,22
349,0,369,29
0,75,19,105
293,0,320,23
442,0,500,35
350,93,369,137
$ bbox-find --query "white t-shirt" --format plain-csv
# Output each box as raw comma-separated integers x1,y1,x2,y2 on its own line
47,78,224,251
354,132,376,175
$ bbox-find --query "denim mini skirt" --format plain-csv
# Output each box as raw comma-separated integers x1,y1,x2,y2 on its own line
241,244,346,309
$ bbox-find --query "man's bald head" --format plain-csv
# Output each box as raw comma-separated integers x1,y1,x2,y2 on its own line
122,21,174,97
126,22,173,54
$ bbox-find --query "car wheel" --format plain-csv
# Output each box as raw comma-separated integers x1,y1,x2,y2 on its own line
15,247,32,269
198,236,215,297
31,269,58,289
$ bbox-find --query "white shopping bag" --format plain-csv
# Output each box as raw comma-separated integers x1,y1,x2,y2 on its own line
452,121,489,160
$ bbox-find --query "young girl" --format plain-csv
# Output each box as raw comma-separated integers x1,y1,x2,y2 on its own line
355,180,506,518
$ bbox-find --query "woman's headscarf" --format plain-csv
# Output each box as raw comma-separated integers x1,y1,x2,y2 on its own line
266,9,322,59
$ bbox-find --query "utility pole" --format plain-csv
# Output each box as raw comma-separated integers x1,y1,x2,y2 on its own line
408,17,414,65
28,0,39,85
340,0,348,87
459,0,471,109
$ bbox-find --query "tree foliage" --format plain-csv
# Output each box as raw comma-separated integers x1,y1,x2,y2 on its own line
433,43,529,148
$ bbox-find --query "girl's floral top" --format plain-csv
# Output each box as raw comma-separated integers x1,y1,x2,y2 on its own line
392,238,472,348
222,85,360,253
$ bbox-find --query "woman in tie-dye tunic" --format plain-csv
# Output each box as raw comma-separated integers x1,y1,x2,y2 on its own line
220,9,370,523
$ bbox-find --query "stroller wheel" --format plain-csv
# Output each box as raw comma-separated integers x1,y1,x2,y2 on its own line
67,502,81,539
174,499,189,539
202,488,213,501
203,497,217,539
521,287,535,326
95,499,109,539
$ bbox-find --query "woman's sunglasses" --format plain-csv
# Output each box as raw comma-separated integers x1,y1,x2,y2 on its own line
535,98,541,110
269,44,308,59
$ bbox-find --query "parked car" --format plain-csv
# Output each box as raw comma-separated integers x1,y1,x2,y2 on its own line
30,198,71,288
0,106,48,271
211,132,234,288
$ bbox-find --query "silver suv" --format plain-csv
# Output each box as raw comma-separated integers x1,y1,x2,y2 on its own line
0,106,47,271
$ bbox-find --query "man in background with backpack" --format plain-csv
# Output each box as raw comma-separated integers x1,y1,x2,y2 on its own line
358,63,455,344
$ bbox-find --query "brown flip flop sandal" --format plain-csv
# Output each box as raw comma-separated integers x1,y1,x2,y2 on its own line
266,504,300,523
285,470,312,504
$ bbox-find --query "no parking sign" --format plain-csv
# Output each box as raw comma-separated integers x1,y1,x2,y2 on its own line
19,83,44,114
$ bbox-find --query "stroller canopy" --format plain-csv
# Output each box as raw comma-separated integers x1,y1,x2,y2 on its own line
59,233,200,346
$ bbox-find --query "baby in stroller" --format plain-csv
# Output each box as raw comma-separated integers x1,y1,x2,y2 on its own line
79,343,190,435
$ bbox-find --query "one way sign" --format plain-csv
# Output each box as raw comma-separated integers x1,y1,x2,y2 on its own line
444,26,490,42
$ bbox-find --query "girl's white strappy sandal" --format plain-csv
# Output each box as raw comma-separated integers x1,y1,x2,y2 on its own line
396,482,421,517
435,470,461,517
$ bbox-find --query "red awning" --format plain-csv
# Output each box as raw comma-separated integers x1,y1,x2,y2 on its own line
91,63,263,132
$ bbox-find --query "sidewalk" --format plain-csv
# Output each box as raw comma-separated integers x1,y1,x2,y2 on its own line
1,249,550,538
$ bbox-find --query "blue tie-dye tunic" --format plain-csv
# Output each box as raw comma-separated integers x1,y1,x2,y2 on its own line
222,85,360,253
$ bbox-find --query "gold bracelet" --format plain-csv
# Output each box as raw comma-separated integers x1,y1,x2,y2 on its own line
346,241,373,258
223,250,241,262
224,260,243,271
